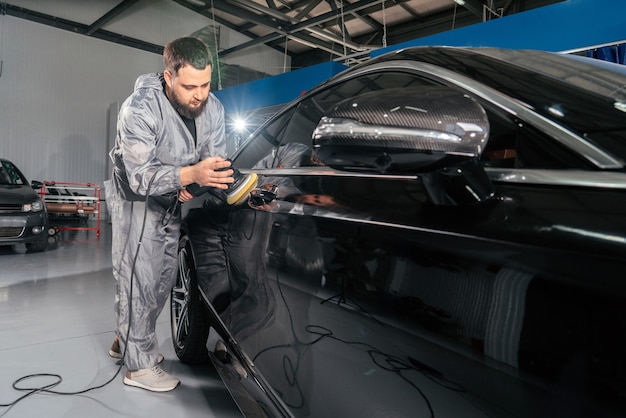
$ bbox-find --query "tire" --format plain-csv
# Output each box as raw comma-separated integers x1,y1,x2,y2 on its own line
26,238,47,252
170,234,210,364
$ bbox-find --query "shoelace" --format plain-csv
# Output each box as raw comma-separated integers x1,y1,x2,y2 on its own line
150,367,165,378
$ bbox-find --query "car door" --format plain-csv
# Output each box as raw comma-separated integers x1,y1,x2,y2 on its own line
199,58,626,417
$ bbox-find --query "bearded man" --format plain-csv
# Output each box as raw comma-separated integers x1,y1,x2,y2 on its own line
105,37,233,392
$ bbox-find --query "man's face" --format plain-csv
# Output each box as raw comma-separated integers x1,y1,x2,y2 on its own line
164,64,212,119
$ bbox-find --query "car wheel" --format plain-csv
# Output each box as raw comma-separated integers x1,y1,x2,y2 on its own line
26,238,47,252
170,234,210,364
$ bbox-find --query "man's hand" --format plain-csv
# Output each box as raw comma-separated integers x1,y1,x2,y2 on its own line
178,188,194,202
180,157,234,189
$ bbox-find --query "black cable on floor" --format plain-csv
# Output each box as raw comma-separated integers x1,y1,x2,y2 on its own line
0,175,157,411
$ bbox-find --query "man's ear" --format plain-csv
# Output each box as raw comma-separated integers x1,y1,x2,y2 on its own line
164,69,173,88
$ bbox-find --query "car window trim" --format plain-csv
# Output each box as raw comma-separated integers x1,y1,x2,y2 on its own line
243,167,626,190
241,167,418,180
330,60,623,170
485,168,626,189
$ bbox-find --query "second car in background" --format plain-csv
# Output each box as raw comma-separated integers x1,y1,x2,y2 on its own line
0,158,48,252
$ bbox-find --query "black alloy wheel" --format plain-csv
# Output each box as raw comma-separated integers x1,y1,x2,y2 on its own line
170,234,210,364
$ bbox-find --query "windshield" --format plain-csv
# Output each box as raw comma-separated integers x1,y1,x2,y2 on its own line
0,160,28,186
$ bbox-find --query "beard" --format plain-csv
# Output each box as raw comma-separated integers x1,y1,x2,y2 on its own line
169,89,208,119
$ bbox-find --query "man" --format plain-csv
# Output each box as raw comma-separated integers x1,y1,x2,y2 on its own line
105,37,233,392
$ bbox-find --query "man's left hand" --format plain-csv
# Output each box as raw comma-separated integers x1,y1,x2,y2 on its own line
178,188,194,202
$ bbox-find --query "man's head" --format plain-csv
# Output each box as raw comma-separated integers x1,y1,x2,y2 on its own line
163,37,213,119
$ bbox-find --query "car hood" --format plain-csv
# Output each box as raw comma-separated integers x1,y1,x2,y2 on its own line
0,184,39,205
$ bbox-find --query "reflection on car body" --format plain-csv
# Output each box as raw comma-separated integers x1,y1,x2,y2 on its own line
170,47,626,418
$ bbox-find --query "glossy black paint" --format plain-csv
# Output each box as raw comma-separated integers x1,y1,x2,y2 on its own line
368,47,626,159
187,171,626,417
177,47,626,417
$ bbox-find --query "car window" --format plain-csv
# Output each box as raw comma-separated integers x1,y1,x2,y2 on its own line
0,166,9,185
388,48,626,163
278,72,440,153
233,107,297,169
0,160,27,185
235,69,596,171
479,102,593,169
234,72,440,169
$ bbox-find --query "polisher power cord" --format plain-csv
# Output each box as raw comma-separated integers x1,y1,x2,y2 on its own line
0,173,158,411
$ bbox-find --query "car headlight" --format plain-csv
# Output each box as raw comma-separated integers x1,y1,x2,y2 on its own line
24,199,44,212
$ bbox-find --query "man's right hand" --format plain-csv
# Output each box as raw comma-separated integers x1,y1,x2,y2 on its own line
180,157,234,189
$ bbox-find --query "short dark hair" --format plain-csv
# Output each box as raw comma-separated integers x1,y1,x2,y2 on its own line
163,37,213,74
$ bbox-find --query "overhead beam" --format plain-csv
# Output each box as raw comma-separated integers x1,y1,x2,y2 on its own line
86,0,140,36
177,0,411,60
227,0,366,51
209,1,331,55
222,0,409,58
294,0,323,20
290,0,397,30
453,0,486,19
171,0,288,56
0,2,163,54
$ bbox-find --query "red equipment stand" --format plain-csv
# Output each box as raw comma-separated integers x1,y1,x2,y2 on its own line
40,181,101,238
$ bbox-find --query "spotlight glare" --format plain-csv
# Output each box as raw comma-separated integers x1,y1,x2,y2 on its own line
234,118,247,132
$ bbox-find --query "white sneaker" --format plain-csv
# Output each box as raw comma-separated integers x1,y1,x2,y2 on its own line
123,366,180,392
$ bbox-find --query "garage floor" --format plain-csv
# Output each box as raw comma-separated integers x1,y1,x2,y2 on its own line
0,221,243,418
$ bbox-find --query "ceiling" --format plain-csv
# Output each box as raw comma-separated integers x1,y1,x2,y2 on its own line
1,0,563,69
182,0,563,68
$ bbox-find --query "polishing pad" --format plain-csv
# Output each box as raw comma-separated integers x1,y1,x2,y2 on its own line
226,172,258,205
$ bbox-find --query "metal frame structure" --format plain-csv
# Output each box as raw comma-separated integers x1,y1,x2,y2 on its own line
39,181,101,238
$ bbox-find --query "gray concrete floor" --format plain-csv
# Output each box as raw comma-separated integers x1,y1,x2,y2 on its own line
0,219,242,418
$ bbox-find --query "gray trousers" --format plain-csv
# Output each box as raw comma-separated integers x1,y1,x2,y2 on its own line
108,189,180,371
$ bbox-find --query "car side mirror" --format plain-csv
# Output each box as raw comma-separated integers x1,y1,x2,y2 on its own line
31,180,43,189
312,86,495,206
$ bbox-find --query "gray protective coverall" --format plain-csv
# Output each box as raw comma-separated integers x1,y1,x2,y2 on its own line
105,73,226,371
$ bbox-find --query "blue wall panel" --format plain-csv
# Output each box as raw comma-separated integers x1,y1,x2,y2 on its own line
216,0,626,114
372,0,626,57
214,61,347,115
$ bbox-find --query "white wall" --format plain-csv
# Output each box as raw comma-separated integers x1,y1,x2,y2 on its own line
0,0,289,188
0,15,162,186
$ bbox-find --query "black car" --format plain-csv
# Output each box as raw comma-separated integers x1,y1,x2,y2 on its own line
0,158,48,252
170,47,626,418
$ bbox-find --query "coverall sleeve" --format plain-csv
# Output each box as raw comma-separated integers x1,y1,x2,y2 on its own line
118,99,181,197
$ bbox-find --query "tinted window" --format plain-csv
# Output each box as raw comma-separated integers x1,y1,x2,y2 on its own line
233,107,297,168
376,48,626,162
479,103,593,169
235,66,597,171
0,160,27,185
234,72,439,168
